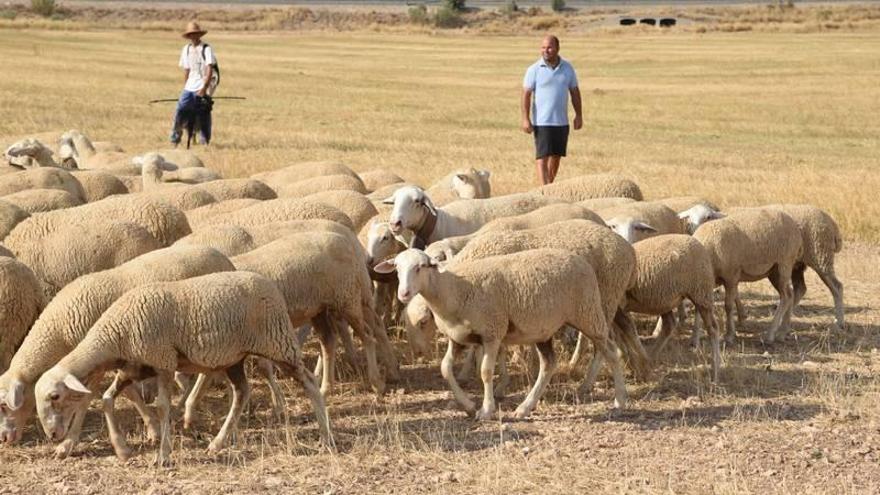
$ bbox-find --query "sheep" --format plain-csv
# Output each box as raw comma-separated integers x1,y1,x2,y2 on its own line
536,174,644,202
375,248,628,419
0,200,30,240
578,197,637,210
367,182,413,203
0,245,234,455
130,187,218,211
423,203,604,262
69,170,129,202
231,231,390,397
359,169,404,193
132,149,204,170
304,190,378,232
116,174,144,194
425,168,492,205
0,256,44,372
0,168,87,202
692,208,803,343
0,245,12,258
385,186,560,247
185,199,263,229
595,202,684,244
177,219,354,258
623,234,722,381
362,220,409,328
251,160,361,186
4,139,68,168
273,174,368,199
443,219,649,380
57,130,131,170
140,153,222,189
33,271,332,465
654,196,720,217
193,197,355,231
3,194,192,248
11,221,162,299
194,178,276,201
1,189,84,213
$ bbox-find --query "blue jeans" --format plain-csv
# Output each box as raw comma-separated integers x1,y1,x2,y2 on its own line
170,90,212,145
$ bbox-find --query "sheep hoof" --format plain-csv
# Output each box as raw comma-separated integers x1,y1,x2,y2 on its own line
206,440,223,454
114,446,133,463
153,454,173,468
475,408,496,421
53,440,75,459
513,407,531,419
145,421,161,444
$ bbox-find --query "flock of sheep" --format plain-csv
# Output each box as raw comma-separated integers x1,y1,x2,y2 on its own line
0,130,844,466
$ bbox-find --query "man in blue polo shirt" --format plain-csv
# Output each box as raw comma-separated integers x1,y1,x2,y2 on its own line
521,35,582,185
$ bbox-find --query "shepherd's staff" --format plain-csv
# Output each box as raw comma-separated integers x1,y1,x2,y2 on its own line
148,96,247,104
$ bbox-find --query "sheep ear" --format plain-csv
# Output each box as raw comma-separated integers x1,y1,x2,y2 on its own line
381,195,395,205
62,373,91,395
634,222,658,233
5,380,25,411
373,260,397,274
478,170,491,179
422,194,437,215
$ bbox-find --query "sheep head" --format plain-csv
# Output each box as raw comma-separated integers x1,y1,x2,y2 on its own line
402,295,436,360
604,216,658,244
0,374,33,445
373,248,439,304
383,186,435,236
450,168,491,199
678,204,725,235
365,220,409,266
34,366,92,443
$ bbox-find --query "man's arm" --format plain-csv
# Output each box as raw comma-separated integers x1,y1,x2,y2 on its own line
198,65,213,97
183,69,190,85
570,86,583,130
521,88,534,134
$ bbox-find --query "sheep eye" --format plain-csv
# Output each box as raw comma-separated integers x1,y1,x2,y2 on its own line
49,393,60,401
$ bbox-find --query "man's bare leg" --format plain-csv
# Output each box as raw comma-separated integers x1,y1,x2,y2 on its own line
535,156,551,185
547,155,562,183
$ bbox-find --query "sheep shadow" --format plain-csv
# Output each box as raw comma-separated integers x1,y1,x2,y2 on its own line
581,402,825,431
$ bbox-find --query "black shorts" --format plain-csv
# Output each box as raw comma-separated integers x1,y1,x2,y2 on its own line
533,125,569,159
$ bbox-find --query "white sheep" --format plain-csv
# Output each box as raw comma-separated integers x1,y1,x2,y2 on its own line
304,190,378,232
193,197,355,231
4,139,67,168
251,160,361,185
177,219,354,258
140,153,222,188
69,170,129,202
1,189,83,214
385,186,560,247
194,178,276,201
577,197,637,210
34,271,332,465
0,245,234,455
273,174,368,199
0,167,87,203
536,174,644,202
185,199,262,229
425,168,491,205
375,248,628,419
0,200,29,240
692,208,803,343
358,169,404,193
595,201,684,244
57,130,131,170
132,149,204,170
0,256,44,373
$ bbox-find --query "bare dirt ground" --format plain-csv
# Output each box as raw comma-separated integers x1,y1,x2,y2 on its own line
1,243,877,494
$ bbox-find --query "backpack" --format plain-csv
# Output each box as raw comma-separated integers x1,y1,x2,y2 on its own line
187,43,220,96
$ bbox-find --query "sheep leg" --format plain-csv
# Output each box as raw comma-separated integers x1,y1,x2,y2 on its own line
596,339,628,409
514,340,556,419
365,308,400,383
816,269,845,329
568,333,587,367
120,384,160,444
475,339,501,421
695,302,722,382
494,346,510,399
54,402,89,459
722,282,740,344
183,373,210,430
650,312,677,360
765,266,794,343
102,374,133,461
456,346,478,383
792,264,807,307
174,372,194,410
441,340,475,414
312,312,337,398
208,360,250,453
154,372,174,467
735,295,747,325
254,357,284,420
346,316,385,395
295,324,313,349
278,352,334,450
336,322,364,372
613,310,652,382
580,350,604,396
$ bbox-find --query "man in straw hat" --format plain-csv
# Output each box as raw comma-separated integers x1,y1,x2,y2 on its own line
170,21,216,146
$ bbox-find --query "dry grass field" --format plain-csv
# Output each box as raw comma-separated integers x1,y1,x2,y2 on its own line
0,14,879,494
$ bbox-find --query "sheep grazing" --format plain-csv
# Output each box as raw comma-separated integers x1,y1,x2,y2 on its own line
33,271,332,465
304,190,378,232
4,139,68,168
1,189,83,214
194,197,354,231
536,174,644,202
375,248,628,419
0,246,234,455
385,186,559,247
185,199,263,229
3,195,192,248
624,234,721,381
273,174,368,199
178,219,355,258
425,168,492,205
251,160,361,186
0,256,44,372
692,208,803,343
359,169,404,193
0,200,29,240
69,170,129,202
0,168,87,203
194,178,276,201
595,202,684,244
231,231,390,396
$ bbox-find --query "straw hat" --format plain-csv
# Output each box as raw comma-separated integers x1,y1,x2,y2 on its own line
182,21,207,38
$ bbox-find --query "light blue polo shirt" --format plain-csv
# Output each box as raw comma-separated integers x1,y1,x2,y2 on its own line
523,57,579,127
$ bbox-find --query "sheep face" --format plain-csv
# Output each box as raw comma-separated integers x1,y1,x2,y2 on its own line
450,169,491,199
424,239,455,263
679,204,725,234
0,376,32,445
365,221,406,266
373,248,438,304
384,186,435,235
34,367,92,443
5,139,49,168
604,216,658,244
403,295,436,360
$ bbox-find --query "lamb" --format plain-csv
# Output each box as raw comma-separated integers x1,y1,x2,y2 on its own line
3,194,192,247
11,221,162,298
375,248,628,419
0,246,234,455
69,170,129,202
1,189,83,213
251,160,361,186
33,271,332,465
423,203,604,262
536,174,644,202
359,169,404,193
304,190,378,232
0,256,44,372
385,186,560,247
177,219,354,258
692,208,803,343
231,231,389,397
595,202,684,244
0,168,87,202
424,168,492,205
0,200,29,240
140,153,222,188
193,178,276,201
623,234,721,381
193,197,354,231
273,174,368,199
185,199,262,229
